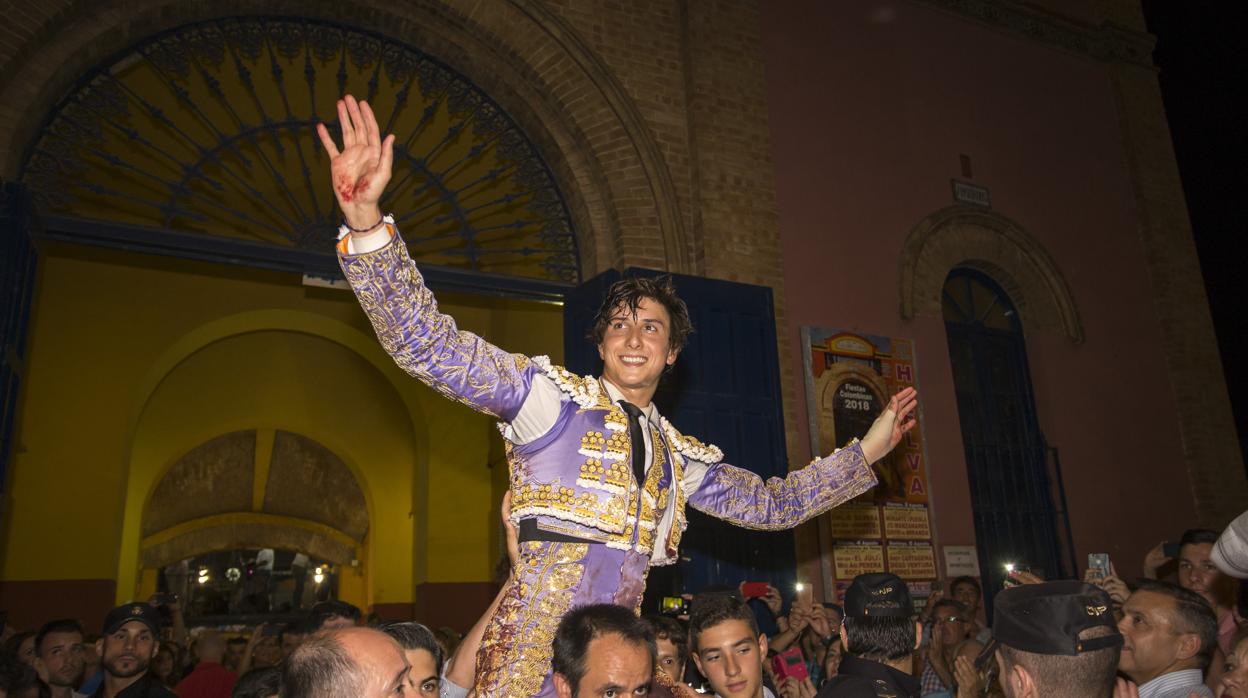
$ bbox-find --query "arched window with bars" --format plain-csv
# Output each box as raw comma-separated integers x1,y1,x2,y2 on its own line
942,268,1075,613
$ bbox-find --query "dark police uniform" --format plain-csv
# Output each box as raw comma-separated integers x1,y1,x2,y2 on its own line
817,655,920,698
815,573,920,698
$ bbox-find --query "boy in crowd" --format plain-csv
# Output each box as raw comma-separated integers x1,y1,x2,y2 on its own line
689,595,774,698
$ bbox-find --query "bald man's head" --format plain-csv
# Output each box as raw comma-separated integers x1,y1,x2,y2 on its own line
193,631,226,665
281,627,410,698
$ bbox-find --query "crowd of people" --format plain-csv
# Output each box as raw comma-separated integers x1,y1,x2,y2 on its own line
1,512,1246,698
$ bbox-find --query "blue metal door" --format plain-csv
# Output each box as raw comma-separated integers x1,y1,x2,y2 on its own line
1,184,38,497
943,269,1075,616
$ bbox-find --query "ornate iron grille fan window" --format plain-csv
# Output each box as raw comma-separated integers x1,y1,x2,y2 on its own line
21,17,578,284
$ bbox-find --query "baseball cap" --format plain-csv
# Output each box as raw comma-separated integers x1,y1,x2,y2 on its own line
1212,509,1248,580
988,581,1122,656
101,602,161,636
843,573,912,618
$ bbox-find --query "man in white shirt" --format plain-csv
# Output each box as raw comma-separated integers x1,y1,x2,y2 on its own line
33,619,88,698
988,581,1122,698
1116,581,1217,698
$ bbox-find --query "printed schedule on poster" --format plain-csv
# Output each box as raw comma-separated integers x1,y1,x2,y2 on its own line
882,504,931,540
886,543,938,580
833,541,885,579
829,503,883,539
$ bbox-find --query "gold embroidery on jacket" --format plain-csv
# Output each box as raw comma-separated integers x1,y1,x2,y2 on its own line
661,417,724,464
340,240,527,418
531,356,605,408
688,440,874,531
474,542,587,696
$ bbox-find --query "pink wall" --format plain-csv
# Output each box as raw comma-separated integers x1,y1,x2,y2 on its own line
761,1,1195,583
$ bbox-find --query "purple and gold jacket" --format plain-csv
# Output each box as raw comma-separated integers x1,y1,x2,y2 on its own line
339,230,878,562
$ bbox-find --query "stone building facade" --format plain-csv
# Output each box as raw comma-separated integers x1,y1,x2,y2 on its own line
0,0,1241,627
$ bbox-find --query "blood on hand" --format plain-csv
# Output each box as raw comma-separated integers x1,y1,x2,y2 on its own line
336,174,355,204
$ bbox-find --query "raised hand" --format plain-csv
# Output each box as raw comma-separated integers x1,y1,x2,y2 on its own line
809,604,832,639
1101,574,1130,606
777,677,816,698
776,677,801,698
316,94,396,231
860,387,919,464
953,655,982,698
1010,569,1045,586
921,587,945,622
1142,542,1172,579
788,603,811,633
763,585,784,617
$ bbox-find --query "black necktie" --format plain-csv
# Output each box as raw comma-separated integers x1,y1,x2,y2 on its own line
618,400,648,485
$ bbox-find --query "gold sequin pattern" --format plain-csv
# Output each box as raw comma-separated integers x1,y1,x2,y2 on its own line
579,431,606,454
473,542,587,696
510,480,629,534
575,428,632,493
603,405,629,430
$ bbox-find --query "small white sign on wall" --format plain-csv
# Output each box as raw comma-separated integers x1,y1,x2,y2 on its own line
951,179,991,207
943,545,981,578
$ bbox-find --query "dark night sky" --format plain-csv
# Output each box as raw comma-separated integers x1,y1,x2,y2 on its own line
1141,2,1248,470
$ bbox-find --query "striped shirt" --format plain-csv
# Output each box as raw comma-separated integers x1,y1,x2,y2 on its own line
1137,669,1214,698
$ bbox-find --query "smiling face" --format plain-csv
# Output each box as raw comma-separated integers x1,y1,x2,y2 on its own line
691,619,767,698
597,298,679,406
952,581,981,615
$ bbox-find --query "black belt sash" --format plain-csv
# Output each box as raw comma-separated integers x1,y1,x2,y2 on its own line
517,518,602,544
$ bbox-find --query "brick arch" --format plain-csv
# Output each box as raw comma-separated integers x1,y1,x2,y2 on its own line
0,0,689,275
139,429,368,568
899,206,1084,343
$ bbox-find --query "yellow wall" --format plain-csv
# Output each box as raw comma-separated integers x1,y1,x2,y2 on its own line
1,244,563,609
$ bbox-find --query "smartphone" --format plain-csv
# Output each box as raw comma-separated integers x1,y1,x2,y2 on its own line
661,596,690,616
1162,541,1181,558
770,646,809,682
1087,553,1111,582
1002,563,1021,589
793,584,813,611
974,642,996,671
741,582,770,599
151,592,178,606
